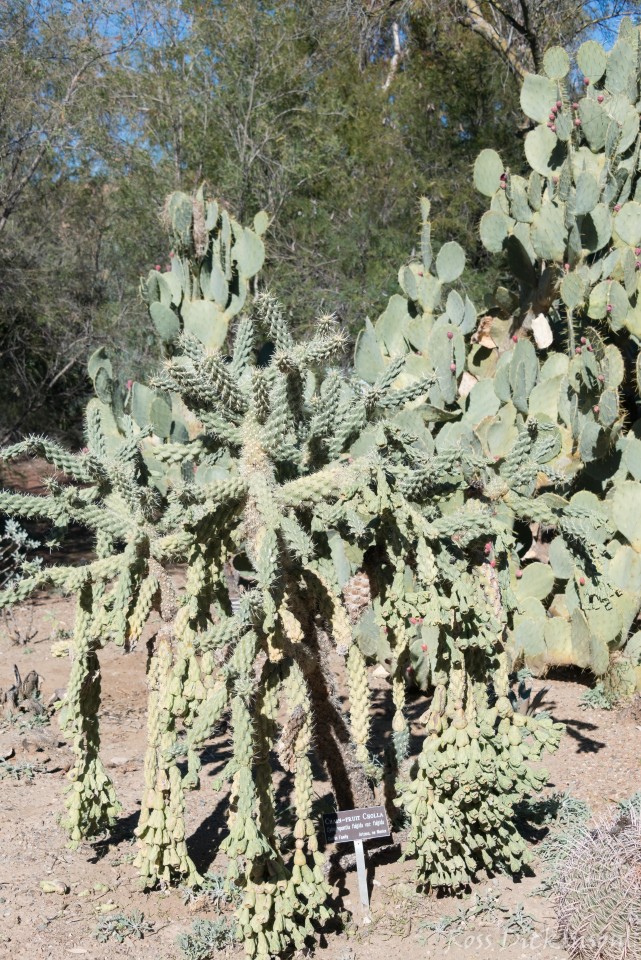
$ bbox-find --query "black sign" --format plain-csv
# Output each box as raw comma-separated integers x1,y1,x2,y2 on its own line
322,805,390,845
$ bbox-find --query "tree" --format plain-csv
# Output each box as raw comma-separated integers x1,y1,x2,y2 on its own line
369,0,641,79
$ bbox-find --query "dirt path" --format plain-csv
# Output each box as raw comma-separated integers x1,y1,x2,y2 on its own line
0,595,639,959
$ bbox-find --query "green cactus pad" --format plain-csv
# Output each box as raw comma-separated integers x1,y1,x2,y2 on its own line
473,149,504,197
520,74,558,124
354,318,386,383
479,210,511,253
543,46,570,80
549,538,574,579
150,302,180,343
560,272,587,310
87,347,113,382
577,39,607,82
253,210,269,236
524,124,564,178
233,226,266,277
609,544,641,592
514,562,555,602
375,295,412,357
182,300,228,350
508,177,533,223
435,241,465,283
574,172,600,216
612,480,641,550
613,201,641,246
605,39,636,94
530,201,567,261
581,204,612,253
577,99,609,152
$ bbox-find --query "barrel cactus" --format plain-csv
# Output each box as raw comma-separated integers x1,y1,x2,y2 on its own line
555,803,641,960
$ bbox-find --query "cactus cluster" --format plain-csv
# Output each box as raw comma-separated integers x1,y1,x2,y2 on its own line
469,23,641,686
4,20,641,956
0,190,567,952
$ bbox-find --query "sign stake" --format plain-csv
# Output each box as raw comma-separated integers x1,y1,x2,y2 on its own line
354,839,369,911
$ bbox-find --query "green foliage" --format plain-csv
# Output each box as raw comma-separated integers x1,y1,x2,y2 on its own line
94,910,153,944
177,918,238,960
579,681,617,710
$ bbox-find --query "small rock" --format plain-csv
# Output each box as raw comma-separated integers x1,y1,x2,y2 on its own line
106,756,130,768
40,880,69,895
0,743,14,761
371,665,389,679
47,688,67,708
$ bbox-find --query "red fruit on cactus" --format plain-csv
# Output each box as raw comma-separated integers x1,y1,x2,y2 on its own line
516,569,523,579
579,576,586,586
126,379,133,390
450,363,457,373
597,94,604,103
421,643,427,652
484,542,492,554
447,330,454,340
614,204,621,212
583,77,590,85
155,264,161,271
593,405,600,414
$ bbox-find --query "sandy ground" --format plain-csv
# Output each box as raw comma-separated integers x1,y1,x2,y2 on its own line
0,591,639,960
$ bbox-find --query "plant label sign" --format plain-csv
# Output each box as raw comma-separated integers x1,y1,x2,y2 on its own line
322,806,390,914
322,805,390,845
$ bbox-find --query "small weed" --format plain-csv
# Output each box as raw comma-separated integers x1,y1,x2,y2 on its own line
417,891,507,943
181,871,242,909
617,791,641,816
0,760,39,781
94,910,153,943
177,918,238,959
1,710,50,732
579,682,617,710
501,904,536,939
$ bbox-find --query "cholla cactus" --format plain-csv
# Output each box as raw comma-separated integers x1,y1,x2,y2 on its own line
555,803,641,960
0,180,568,953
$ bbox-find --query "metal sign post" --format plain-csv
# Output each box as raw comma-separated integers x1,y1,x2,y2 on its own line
322,805,390,918
354,839,369,910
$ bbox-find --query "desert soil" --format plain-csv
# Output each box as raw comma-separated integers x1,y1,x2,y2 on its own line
0,590,639,960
